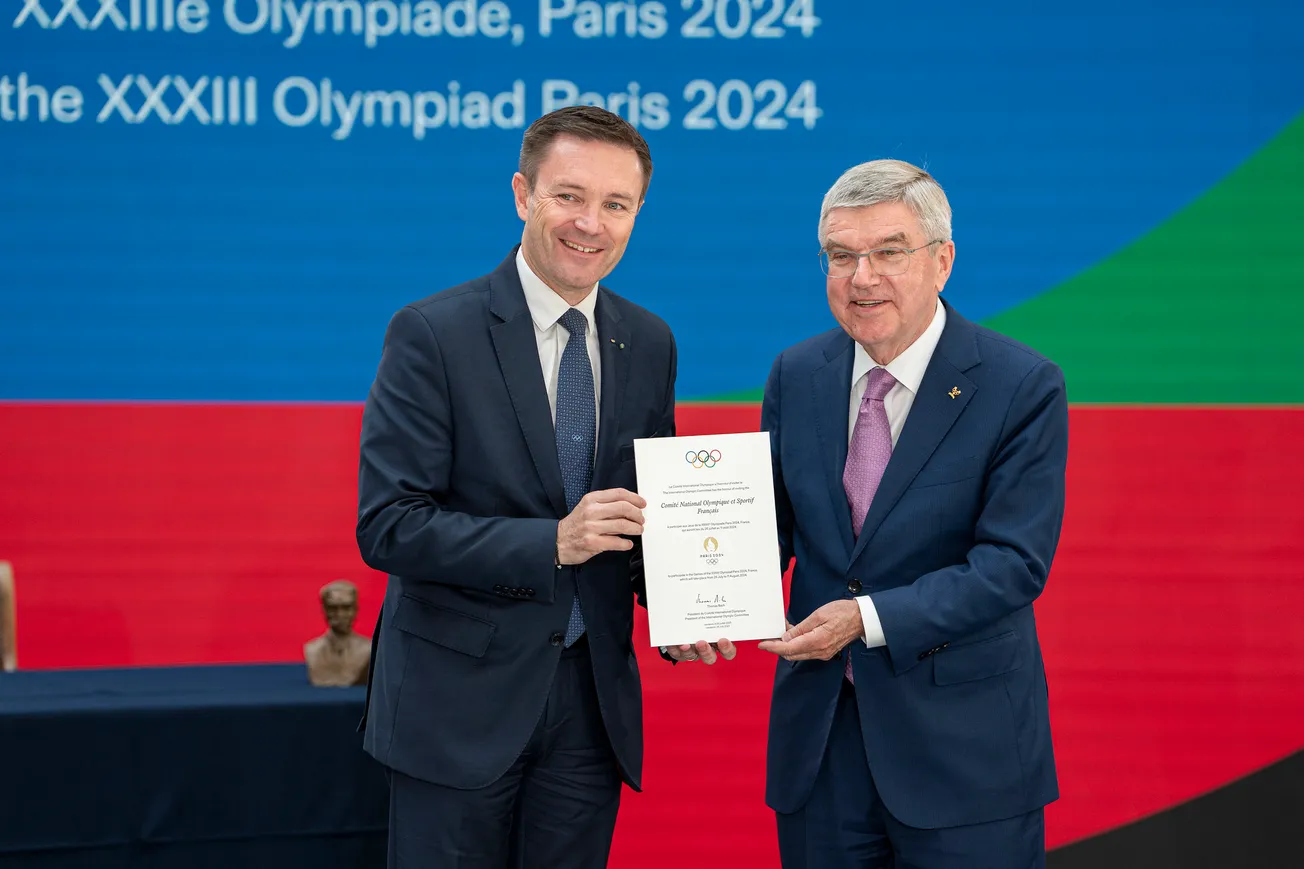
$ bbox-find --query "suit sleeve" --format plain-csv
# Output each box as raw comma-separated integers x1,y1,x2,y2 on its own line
870,360,1069,674
761,351,796,572
355,305,560,601
633,330,678,612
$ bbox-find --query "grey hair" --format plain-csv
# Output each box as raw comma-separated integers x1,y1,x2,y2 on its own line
818,159,952,248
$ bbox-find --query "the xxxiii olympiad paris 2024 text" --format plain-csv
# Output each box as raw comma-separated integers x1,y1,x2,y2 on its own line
0,74,824,138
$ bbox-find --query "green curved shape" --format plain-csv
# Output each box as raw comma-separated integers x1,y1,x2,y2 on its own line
694,111,1304,405
985,111,1304,404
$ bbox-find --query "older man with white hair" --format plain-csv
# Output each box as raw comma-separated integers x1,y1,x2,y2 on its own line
757,159,1068,868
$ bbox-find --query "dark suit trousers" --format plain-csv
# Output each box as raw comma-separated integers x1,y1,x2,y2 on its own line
776,679,1045,869
387,638,622,869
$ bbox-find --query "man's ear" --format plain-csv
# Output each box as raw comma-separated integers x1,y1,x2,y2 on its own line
512,172,531,221
934,240,956,291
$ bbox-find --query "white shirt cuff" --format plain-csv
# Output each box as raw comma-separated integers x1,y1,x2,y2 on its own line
857,595,886,648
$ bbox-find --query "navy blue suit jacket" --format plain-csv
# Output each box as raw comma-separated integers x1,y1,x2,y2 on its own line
762,299,1065,829
355,248,676,792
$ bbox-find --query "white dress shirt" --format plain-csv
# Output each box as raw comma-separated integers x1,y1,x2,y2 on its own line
516,249,602,435
848,298,947,647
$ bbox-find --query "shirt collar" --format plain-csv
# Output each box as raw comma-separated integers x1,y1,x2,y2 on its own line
516,248,599,334
851,298,948,395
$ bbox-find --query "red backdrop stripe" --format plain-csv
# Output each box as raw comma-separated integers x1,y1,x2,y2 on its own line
1,402,1301,857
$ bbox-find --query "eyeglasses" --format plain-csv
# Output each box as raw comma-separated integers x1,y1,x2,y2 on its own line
818,239,946,278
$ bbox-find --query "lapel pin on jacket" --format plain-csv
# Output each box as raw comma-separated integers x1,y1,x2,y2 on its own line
948,387,961,399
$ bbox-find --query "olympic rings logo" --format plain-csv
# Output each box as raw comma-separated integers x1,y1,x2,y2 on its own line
685,449,722,469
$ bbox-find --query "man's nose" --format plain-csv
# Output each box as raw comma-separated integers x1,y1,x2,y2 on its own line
851,256,880,288
573,205,603,236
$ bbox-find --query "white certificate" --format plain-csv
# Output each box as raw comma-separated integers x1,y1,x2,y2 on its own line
633,431,787,648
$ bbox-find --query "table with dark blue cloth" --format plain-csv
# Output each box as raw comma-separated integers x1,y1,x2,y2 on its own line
0,664,388,869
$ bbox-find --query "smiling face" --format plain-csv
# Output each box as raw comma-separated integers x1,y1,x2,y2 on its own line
512,135,645,304
823,201,954,364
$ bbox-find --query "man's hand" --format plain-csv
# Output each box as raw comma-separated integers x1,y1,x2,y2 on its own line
557,488,647,566
757,600,864,661
665,639,737,665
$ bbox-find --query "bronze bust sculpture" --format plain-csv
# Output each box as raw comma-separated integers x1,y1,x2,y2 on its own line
303,579,371,687
0,561,16,672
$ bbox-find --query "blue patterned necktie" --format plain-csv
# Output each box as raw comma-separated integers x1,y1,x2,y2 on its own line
556,308,595,647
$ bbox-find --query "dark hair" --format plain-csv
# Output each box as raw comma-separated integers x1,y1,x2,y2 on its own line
518,105,653,200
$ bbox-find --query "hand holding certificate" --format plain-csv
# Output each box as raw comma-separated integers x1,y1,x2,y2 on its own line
633,431,787,649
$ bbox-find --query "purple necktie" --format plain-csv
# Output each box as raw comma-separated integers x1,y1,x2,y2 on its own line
844,367,897,537
841,366,896,682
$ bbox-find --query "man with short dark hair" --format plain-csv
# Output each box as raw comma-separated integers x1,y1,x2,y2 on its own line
356,106,716,869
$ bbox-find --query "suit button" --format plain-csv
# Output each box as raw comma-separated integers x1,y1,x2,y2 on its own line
526,589,535,597
847,578,862,594
549,632,564,646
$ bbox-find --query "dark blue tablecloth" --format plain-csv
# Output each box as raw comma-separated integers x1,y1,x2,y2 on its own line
0,664,388,869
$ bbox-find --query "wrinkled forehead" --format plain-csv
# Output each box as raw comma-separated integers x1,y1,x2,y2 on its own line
823,203,923,247
534,136,646,201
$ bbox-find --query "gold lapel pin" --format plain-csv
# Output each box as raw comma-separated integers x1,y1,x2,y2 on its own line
948,387,961,399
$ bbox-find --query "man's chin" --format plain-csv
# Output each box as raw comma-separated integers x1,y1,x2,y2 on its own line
844,324,884,345
561,267,604,292
852,315,900,340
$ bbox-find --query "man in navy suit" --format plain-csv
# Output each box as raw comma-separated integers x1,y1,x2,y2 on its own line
354,106,722,869
757,159,1067,868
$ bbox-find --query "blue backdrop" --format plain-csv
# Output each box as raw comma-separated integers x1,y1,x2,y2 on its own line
2,0,1301,400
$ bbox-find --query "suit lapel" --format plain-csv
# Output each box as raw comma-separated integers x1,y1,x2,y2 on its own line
488,258,569,519
812,335,856,560
593,290,630,489
850,303,981,562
